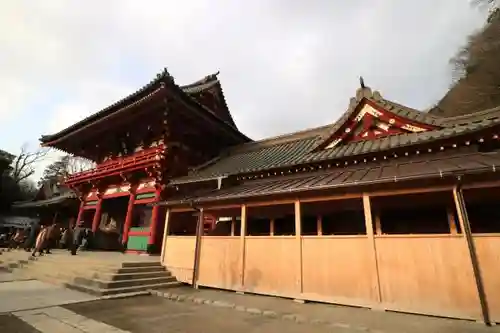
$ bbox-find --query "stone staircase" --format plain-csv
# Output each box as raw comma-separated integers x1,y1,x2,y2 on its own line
0,248,181,296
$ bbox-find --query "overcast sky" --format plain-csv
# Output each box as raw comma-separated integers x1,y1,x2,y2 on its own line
0,1,488,181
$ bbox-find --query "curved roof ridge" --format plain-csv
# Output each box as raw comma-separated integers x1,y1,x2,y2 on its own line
40,68,240,144
180,71,220,89
438,105,500,125
234,124,330,149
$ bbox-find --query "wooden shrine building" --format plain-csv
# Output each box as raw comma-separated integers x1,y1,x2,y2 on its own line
39,69,250,253
159,83,500,324
11,179,79,227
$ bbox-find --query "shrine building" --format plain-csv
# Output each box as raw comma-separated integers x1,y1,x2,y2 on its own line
158,78,500,324
39,69,250,253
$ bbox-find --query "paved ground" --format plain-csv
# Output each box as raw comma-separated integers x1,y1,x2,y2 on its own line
65,296,353,333
2,247,500,333
0,272,22,282
151,286,500,333
0,314,41,333
14,306,129,333
0,279,97,313
0,277,126,332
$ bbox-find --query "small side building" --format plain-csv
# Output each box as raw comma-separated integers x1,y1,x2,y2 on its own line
11,179,79,227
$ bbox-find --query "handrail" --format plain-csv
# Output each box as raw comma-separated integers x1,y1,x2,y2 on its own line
66,146,163,184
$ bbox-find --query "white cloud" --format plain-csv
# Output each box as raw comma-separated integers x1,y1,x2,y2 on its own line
48,80,133,133
0,0,489,182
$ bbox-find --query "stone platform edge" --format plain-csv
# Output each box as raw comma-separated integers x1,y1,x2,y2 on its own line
147,289,382,333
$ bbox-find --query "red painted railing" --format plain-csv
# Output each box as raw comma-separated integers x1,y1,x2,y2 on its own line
66,146,164,185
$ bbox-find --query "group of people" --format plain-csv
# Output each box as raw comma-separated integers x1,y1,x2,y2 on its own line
2,221,93,256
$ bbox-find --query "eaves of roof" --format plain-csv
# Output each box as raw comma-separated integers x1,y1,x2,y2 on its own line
160,150,500,206
170,107,500,185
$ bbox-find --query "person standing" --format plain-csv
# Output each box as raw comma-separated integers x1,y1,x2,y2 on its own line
70,224,83,256
24,221,40,252
44,223,60,254
32,225,48,257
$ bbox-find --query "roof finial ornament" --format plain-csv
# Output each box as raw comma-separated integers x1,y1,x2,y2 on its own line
205,70,220,82
159,67,174,83
359,76,366,89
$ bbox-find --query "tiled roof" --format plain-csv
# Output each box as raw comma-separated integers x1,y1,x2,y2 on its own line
182,73,238,128
162,150,500,205
40,69,243,144
171,126,329,184
12,192,77,208
172,91,500,184
318,87,443,144
0,216,39,229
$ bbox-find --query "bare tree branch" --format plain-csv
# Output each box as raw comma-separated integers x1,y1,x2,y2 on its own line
38,154,96,187
66,156,95,175
10,144,49,184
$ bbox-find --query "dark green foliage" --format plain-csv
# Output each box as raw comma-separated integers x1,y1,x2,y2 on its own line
431,1,500,117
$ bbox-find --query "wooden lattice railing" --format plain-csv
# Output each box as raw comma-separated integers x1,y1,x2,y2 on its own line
66,146,164,185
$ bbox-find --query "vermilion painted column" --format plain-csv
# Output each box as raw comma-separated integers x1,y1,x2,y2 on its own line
74,200,85,228
148,189,162,247
91,198,103,233
122,192,135,244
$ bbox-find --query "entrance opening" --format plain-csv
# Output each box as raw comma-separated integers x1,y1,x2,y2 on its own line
95,196,129,250
80,210,95,229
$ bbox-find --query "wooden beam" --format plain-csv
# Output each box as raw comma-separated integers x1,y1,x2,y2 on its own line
160,208,171,266
239,205,247,290
247,199,295,207
91,198,103,233
453,187,490,324
367,185,454,198
299,193,362,203
295,200,303,294
363,194,382,306
167,184,461,212
171,203,241,213
192,208,204,288
462,179,500,190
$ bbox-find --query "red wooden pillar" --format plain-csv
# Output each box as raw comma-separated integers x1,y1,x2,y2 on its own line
148,189,162,246
91,198,103,233
74,200,85,228
122,191,135,245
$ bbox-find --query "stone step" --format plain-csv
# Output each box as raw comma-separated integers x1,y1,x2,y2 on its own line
64,280,182,296
91,270,171,281
31,254,163,271
4,250,179,297
110,266,167,274
72,275,177,290
30,255,123,269
22,262,171,283
121,261,162,268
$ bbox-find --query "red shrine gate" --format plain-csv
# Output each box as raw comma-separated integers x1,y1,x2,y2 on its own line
39,69,251,253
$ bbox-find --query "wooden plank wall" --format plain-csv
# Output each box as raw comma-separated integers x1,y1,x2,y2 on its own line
162,200,500,323
163,236,196,284
474,235,500,322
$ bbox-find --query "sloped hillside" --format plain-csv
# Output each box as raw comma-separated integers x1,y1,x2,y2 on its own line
430,8,500,117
